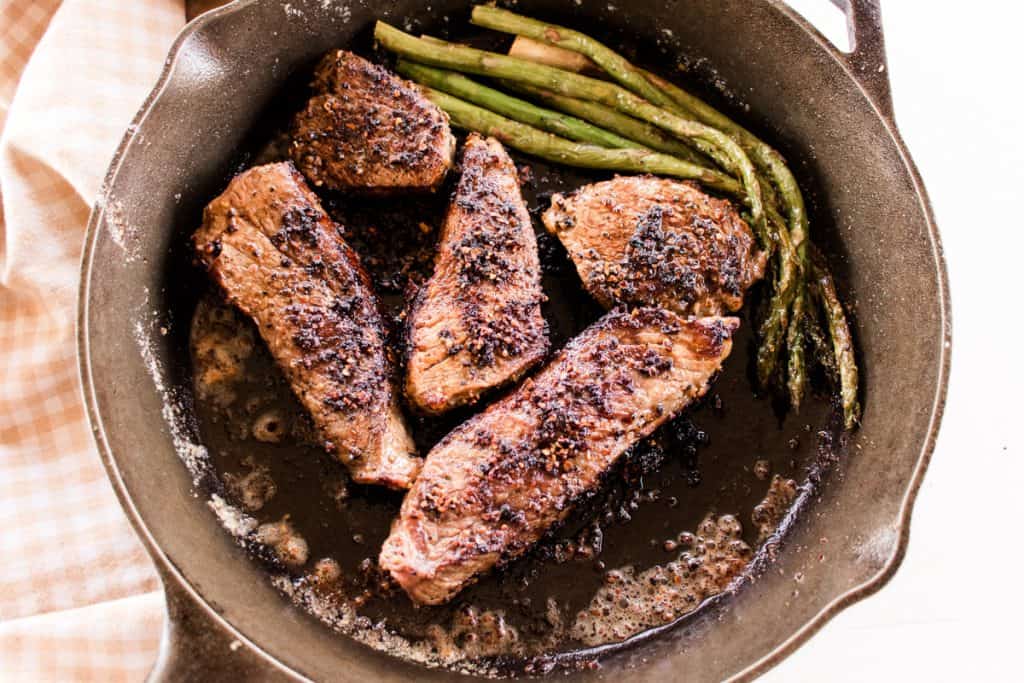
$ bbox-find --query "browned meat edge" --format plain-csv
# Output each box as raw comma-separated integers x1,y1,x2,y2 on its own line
193,161,420,489
404,133,548,414
542,175,766,316
289,50,455,194
381,308,738,603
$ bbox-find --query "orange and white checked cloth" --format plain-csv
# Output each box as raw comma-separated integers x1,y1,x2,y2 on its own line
0,2,185,680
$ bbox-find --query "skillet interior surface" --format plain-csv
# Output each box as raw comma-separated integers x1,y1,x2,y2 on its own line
80,0,949,680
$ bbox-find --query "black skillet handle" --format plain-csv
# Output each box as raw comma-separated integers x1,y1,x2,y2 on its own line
148,572,292,682
831,0,894,118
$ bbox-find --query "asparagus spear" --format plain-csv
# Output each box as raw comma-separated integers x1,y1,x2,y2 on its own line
501,81,713,166
417,86,742,193
373,21,766,241
398,61,777,223
804,296,837,375
756,215,799,386
811,254,860,429
402,67,785,242
396,61,642,150
506,33,600,74
786,288,807,411
422,33,720,181
471,5,683,113
400,61,738,192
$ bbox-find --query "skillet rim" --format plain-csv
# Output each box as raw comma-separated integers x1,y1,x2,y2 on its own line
76,0,952,679
731,2,952,678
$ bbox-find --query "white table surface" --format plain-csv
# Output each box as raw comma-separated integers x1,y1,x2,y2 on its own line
763,1,1023,680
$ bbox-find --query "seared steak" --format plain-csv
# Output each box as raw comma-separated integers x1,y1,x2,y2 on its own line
380,308,738,604
193,162,420,489
290,50,455,193
542,176,766,316
405,134,548,414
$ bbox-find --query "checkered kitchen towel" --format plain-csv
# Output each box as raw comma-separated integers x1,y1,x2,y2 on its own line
0,1,184,679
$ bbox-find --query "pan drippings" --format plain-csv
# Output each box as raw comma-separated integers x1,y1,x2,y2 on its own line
570,513,752,647
184,45,842,673
188,179,833,671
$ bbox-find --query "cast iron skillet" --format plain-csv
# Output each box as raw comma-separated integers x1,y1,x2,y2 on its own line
78,0,950,680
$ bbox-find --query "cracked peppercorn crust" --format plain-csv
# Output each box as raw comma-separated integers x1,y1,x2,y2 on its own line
381,308,739,604
193,161,421,489
289,50,456,194
543,175,766,316
404,134,549,415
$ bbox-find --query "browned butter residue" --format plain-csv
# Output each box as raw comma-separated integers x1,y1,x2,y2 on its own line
571,513,752,646
222,459,277,512
190,298,255,408
571,474,800,646
272,567,518,676
752,474,798,544
255,517,309,568
425,605,523,661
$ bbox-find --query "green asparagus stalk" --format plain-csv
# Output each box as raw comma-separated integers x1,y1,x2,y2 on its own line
471,5,684,112
756,215,799,386
399,61,756,203
396,61,642,150
502,81,716,167
786,288,807,411
417,86,743,193
811,255,860,429
480,12,803,249
417,35,715,167
399,61,780,224
804,296,837,374
405,69,785,244
505,33,601,75
373,21,766,241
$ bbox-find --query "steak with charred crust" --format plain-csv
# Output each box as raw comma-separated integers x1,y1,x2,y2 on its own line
542,175,766,316
381,308,739,604
193,162,420,489
405,134,548,414
290,50,455,194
